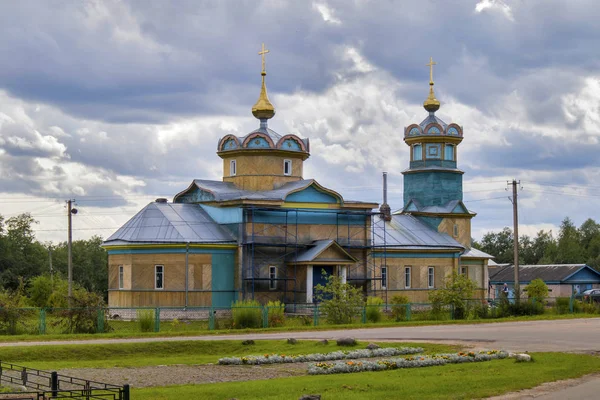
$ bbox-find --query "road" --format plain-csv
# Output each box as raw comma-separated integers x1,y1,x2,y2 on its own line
2,318,599,353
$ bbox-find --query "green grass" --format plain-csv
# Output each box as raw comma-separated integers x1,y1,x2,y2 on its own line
0,340,458,371
134,352,600,400
0,313,596,343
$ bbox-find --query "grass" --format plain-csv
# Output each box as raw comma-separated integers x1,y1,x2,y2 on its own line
133,352,600,399
0,340,459,371
0,313,596,343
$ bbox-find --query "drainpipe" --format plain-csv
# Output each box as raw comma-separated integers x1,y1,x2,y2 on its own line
185,242,190,308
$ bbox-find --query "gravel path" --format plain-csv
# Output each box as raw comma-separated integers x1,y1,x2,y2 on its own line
56,363,307,388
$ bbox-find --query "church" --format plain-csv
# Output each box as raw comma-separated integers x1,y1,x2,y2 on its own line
102,48,492,308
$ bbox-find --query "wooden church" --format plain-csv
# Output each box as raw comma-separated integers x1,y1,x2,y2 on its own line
103,49,492,308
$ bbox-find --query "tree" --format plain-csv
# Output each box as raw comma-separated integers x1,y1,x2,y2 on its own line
314,273,364,325
556,217,585,263
476,227,514,263
525,278,549,303
428,271,477,319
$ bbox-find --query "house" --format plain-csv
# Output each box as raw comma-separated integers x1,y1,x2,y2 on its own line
102,51,492,308
489,264,600,298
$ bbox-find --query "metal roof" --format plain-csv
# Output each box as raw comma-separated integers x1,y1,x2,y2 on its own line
103,202,235,245
286,239,357,263
419,113,448,129
372,214,464,251
489,264,600,283
462,247,494,259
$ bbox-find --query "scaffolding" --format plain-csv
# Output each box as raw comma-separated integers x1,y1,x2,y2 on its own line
241,206,388,305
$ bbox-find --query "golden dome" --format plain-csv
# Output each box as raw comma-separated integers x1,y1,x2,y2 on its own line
252,43,275,120
423,57,440,113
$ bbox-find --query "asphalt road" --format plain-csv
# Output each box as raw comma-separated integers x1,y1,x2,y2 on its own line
2,318,599,353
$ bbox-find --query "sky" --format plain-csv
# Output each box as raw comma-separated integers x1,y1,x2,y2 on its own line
0,0,599,244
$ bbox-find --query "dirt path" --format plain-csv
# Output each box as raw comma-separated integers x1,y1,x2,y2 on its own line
56,363,307,388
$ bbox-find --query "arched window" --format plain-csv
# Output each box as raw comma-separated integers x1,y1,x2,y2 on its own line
444,144,454,161
413,144,422,161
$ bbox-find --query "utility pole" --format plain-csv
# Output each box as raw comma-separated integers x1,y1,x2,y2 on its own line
67,199,78,306
508,180,520,302
48,245,53,283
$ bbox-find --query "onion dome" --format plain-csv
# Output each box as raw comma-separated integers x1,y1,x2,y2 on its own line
423,57,440,113
251,43,275,122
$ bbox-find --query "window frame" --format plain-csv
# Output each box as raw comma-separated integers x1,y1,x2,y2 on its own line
230,159,237,176
269,266,277,290
453,224,459,237
404,266,411,289
381,266,387,289
428,266,435,289
444,144,455,161
461,266,468,276
412,144,423,161
118,265,124,290
283,159,292,176
155,265,164,290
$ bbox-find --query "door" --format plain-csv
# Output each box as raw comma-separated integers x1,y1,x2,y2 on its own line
313,266,334,302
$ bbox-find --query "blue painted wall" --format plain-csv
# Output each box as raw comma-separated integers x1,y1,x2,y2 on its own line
565,267,600,283
201,205,243,224
211,252,236,307
403,170,463,207
251,209,366,225
417,216,444,230
175,187,215,203
247,137,271,148
286,186,339,203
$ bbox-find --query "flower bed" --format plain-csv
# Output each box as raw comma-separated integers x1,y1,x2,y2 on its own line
307,350,509,375
218,346,424,365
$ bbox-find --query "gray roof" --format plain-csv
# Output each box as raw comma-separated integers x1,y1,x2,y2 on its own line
373,214,464,251
286,240,357,263
420,113,448,129
398,199,474,215
462,247,494,259
241,126,283,143
103,202,235,245
489,264,600,283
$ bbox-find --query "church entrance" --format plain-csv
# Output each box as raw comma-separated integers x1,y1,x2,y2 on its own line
312,265,334,301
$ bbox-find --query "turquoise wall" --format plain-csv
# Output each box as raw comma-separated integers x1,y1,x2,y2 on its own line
211,252,236,307
403,170,463,207
565,267,600,283
201,205,243,224
286,185,339,203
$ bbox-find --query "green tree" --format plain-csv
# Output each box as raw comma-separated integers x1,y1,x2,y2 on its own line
476,227,514,263
429,271,477,319
525,278,549,302
314,273,364,324
556,217,585,263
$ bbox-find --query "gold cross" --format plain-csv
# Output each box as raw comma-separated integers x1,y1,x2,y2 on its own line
426,57,437,83
258,43,270,74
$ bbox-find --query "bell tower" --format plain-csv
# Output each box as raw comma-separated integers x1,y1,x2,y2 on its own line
401,58,473,247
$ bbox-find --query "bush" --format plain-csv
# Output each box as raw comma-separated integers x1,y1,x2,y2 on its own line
526,279,549,303
137,309,155,332
53,288,110,334
0,280,31,335
232,299,262,329
390,295,409,321
498,299,544,317
366,297,384,323
315,273,364,325
472,301,490,319
555,297,571,314
266,300,285,327
428,271,477,320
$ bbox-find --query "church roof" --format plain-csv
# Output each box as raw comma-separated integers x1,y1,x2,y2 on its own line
419,113,448,129
103,201,235,245
286,239,358,264
461,247,494,259
372,214,464,251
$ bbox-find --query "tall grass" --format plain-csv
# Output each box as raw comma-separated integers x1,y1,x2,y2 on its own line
137,309,155,332
366,297,384,323
231,300,262,329
266,300,285,327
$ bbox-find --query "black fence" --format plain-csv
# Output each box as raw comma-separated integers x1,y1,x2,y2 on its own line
0,361,129,400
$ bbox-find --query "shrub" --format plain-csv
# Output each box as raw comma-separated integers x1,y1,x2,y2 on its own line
428,271,477,320
498,299,544,317
526,279,549,303
472,300,490,319
137,309,155,332
555,297,571,314
315,273,364,325
366,297,384,323
232,299,262,329
266,300,285,327
389,294,410,321
53,288,111,334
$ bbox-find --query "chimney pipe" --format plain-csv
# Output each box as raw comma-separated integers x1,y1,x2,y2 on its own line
380,171,392,221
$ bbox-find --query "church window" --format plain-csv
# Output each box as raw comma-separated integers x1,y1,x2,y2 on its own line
155,265,164,290
269,266,277,290
461,266,467,276
381,266,387,289
404,266,411,289
119,265,124,290
453,224,459,237
284,159,292,176
444,144,454,161
413,144,422,161
428,266,435,288
230,160,237,176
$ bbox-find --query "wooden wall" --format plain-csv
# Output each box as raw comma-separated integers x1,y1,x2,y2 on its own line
438,217,472,248
222,153,305,190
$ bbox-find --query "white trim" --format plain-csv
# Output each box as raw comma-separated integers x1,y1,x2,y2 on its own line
381,266,387,289
340,265,347,284
283,159,292,176
306,266,313,303
155,265,164,290
269,265,277,290
118,265,124,290
230,159,237,176
428,266,435,289
404,266,411,289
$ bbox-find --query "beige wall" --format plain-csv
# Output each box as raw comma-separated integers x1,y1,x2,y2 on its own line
438,217,472,248
222,153,305,190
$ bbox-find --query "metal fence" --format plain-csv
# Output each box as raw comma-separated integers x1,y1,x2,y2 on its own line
0,361,129,399
0,297,596,336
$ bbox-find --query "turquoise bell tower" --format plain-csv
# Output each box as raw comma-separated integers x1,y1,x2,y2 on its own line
400,58,473,247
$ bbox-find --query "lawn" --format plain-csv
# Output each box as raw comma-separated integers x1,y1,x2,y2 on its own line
1,340,459,370
134,352,600,400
